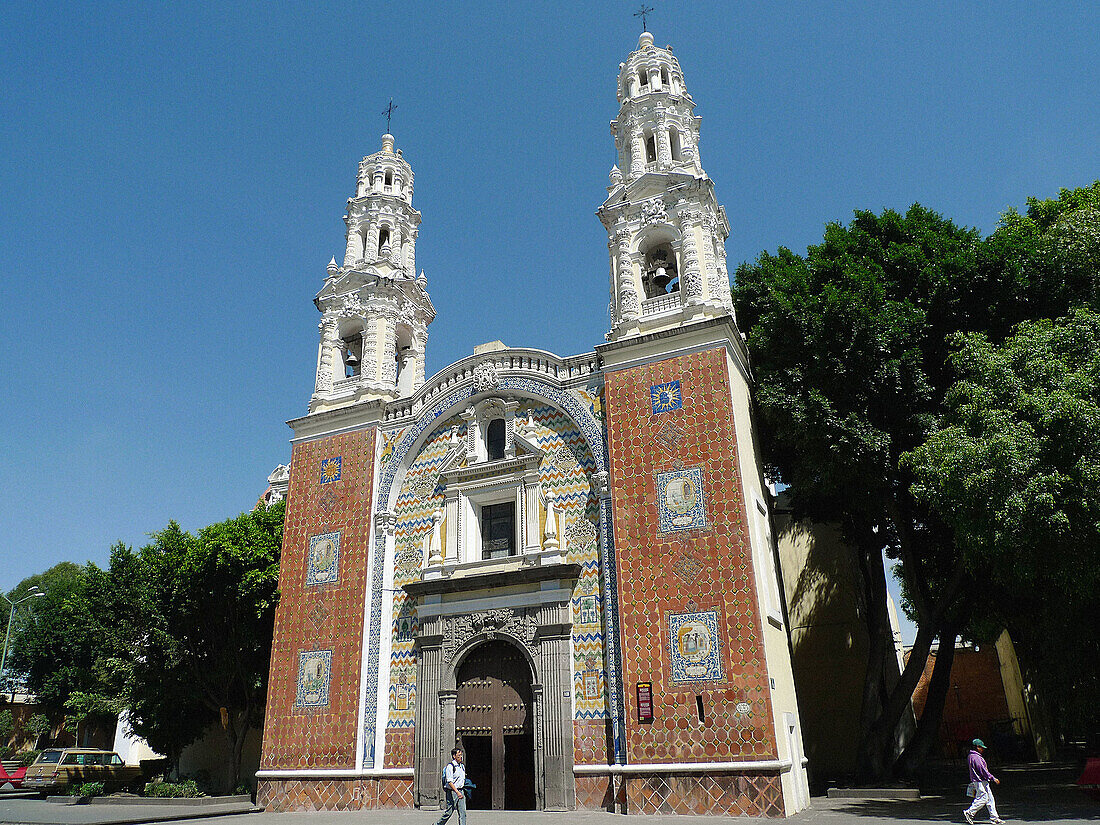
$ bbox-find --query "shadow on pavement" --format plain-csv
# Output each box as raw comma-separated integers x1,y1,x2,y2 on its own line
816,787,1100,823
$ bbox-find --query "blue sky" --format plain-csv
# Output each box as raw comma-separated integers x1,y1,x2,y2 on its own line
1,2,1096,644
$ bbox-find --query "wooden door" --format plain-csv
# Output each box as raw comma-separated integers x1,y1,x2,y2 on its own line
455,641,534,809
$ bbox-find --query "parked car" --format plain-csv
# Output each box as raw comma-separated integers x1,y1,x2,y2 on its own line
22,749,143,796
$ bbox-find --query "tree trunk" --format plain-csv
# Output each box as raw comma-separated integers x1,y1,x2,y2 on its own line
895,622,959,780
854,540,899,780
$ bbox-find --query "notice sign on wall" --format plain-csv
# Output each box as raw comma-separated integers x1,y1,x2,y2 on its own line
636,681,654,723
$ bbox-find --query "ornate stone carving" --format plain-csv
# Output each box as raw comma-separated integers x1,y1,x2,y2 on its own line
339,293,364,317
374,510,397,537
545,444,580,473
395,545,423,577
593,470,610,497
473,360,500,392
443,608,539,663
565,516,598,550
640,197,667,226
409,472,439,500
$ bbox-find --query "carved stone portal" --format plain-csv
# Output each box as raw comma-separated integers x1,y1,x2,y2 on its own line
409,575,577,813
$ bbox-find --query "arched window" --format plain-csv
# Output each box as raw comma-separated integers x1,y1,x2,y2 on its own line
639,69,649,89
641,241,679,298
645,135,657,164
669,128,682,161
384,170,393,191
661,67,670,89
486,418,506,461
342,334,362,377
378,227,391,253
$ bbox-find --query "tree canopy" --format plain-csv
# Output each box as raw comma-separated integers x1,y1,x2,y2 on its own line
6,501,284,791
904,309,1100,729
733,183,1100,778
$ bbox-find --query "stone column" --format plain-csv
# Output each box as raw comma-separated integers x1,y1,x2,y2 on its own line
537,604,575,811
372,171,384,194
360,322,377,382
406,227,418,273
415,632,445,809
444,490,460,564
380,313,398,388
460,406,478,463
615,228,641,320
656,125,672,166
367,223,380,259
702,214,721,303
679,215,705,305
716,241,734,311
345,224,364,266
523,470,541,554
315,317,341,394
629,128,645,177
439,689,458,798
413,332,427,388
532,683,545,810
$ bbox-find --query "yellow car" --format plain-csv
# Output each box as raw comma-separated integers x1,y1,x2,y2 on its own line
22,748,144,796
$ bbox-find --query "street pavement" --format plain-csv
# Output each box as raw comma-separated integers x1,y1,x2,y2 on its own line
0,784,1094,825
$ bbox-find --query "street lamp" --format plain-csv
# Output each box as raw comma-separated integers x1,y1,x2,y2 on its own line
1,586,46,691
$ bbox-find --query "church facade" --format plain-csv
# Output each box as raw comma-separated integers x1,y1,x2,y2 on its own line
257,32,810,817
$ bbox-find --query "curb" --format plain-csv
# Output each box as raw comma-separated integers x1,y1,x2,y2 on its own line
89,795,253,806
827,788,922,800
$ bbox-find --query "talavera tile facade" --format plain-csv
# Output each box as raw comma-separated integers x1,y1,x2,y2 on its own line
258,27,809,818
605,347,779,765
260,428,376,770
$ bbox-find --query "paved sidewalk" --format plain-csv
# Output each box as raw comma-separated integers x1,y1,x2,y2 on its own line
0,797,255,825
0,787,1095,825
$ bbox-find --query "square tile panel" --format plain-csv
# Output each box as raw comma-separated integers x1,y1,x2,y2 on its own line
656,467,707,532
669,610,723,683
296,649,333,707
307,531,340,585
577,594,600,625
650,381,683,414
320,456,342,484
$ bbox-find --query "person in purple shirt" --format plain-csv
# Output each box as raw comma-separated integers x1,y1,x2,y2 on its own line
964,739,1003,824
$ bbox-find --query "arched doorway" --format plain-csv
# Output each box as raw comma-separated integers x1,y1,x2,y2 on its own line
455,640,536,810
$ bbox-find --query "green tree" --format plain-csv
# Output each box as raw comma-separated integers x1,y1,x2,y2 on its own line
26,713,50,749
733,185,1100,778
134,501,283,791
6,563,103,717
903,309,1100,732
0,708,13,754
734,204,1004,778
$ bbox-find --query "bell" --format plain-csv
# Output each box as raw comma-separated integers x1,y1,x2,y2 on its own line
345,350,360,365
651,266,672,292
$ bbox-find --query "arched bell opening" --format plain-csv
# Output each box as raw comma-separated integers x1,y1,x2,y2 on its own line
453,639,537,811
639,234,680,298
338,320,364,378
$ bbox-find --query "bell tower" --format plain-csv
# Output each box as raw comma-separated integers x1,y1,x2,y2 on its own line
598,31,734,342
310,133,435,412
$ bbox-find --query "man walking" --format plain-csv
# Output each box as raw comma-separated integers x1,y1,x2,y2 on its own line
435,747,466,825
964,738,1003,824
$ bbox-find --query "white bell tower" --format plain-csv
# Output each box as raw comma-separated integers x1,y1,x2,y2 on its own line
598,31,734,342
310,134,435,412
